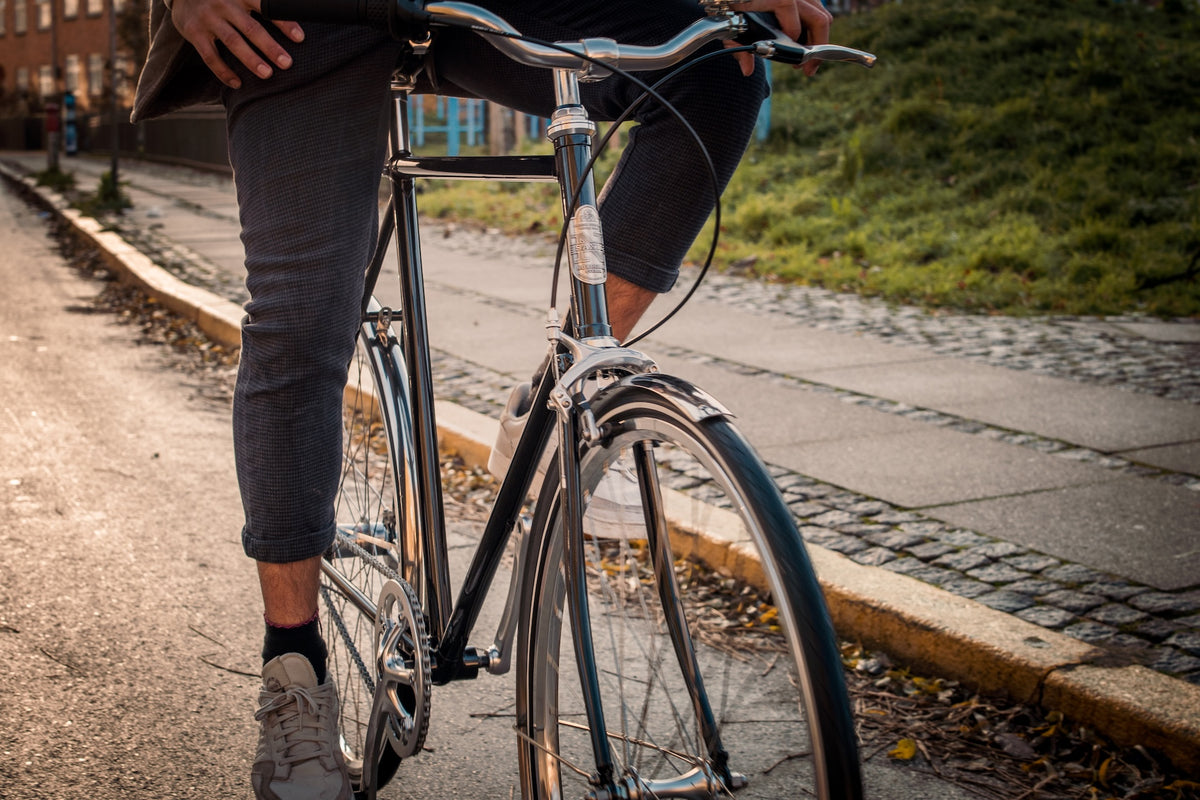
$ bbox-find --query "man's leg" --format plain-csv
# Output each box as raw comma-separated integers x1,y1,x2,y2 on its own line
257,558,326,696
606,274,656,342
223,25,402,640
222,26,402,800
257,558,322,625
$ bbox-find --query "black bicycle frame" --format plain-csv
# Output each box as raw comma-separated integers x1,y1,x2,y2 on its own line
363,73,618,687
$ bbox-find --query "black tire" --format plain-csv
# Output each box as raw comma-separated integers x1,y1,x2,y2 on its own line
321,322,411,798
516,381,862,799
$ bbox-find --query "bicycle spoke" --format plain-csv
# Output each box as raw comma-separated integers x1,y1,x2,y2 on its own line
586,531,701,778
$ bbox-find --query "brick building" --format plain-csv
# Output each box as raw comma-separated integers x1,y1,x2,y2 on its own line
0,0,136,113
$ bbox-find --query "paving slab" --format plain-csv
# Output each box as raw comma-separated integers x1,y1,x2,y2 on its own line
424,232,555,306
650,351,929,445
644,299,946,373
169,228,241,242
924,477,1200,591
758,425,1122,509
1117,441,1200,476
810,357,1200,453
172,238,247,261
424,284,546,379
1108,321,1200,344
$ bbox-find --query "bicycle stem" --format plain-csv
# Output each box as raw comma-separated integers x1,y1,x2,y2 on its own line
547,69,613,341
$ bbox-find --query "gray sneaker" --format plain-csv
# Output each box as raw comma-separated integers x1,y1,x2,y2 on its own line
490,383,645,537
488,381,557,495
252,654,351,800
583,456,649,540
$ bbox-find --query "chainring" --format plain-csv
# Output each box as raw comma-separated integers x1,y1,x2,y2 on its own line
373,578,431,759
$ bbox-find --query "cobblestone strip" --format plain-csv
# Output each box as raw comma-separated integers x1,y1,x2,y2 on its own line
428,347,1200,687
119,182,239,224
115,223,250,305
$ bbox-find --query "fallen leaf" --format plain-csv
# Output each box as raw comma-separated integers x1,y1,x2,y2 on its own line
994,732,1037,760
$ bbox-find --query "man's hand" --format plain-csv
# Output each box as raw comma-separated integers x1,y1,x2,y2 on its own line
727,0,832,77
169,0,304,89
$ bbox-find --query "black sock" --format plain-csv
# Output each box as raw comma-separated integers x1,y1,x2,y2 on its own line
262,612,328,684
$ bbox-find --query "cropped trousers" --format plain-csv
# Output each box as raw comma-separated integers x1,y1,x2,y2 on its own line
225,0,770,563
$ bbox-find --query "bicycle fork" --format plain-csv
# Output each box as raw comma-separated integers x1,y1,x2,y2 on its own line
544,68,739,799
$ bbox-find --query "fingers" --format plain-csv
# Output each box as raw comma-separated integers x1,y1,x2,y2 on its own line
725,40,756,77
733,0,834,77
272,18,306,46
794,0,832,46
170,0,303,89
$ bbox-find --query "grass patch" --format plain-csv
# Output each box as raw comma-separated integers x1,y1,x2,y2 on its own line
412,0,1200,317
75,170,133,217
35,167,77,195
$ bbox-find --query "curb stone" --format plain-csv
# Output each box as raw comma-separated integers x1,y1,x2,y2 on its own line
1,167,248,351
4,161,1198,776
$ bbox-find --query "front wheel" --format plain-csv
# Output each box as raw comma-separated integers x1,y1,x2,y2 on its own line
516,382,862,799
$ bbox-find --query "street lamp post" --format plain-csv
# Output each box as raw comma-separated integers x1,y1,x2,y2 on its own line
109,0,119,199
48,0,60,171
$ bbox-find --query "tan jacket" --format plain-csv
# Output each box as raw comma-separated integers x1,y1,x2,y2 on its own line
130,0,223,122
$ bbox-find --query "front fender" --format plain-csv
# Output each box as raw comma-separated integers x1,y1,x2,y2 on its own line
600,372,734,424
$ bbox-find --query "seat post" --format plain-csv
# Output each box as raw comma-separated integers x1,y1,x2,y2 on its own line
390,75,415,159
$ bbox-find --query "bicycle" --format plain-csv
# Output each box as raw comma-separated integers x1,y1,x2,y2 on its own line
256,0,876,797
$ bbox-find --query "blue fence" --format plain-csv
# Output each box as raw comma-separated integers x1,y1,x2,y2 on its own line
407,97,486,155
411,70,772,154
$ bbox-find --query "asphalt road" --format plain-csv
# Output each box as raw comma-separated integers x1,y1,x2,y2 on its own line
0,180,974,798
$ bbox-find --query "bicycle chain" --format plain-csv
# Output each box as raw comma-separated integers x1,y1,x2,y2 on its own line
321,582,376,696
337,527,405,583
320,529,407,698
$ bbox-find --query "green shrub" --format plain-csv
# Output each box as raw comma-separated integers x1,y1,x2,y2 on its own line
76,170,132,217
35,167,76,194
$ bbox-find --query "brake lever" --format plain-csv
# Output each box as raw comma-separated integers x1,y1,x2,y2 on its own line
735,11,876,68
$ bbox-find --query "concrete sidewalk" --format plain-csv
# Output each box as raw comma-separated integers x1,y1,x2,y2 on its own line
3,151,1199,773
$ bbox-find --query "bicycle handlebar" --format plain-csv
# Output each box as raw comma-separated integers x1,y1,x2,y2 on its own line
257,0,875,74
424,1,744,78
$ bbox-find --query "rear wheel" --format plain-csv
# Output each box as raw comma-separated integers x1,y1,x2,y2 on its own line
321,322,415,797
517,382,862,799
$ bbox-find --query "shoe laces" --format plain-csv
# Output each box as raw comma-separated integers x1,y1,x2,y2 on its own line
256,684,334,766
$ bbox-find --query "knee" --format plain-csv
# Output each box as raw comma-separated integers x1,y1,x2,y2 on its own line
239,269,362,381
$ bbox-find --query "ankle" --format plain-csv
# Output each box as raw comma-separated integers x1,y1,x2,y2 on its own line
263,611,328,684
